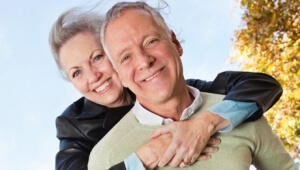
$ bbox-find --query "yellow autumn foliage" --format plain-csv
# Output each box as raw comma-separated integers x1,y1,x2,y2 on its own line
229,0,300,158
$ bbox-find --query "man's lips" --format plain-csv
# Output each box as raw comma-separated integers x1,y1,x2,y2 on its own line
144,67,164,82
95,78,112,92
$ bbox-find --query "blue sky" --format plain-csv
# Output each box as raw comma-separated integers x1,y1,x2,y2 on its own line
0,0,242,169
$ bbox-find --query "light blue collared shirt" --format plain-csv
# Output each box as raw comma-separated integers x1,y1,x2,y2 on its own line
208,100,258,132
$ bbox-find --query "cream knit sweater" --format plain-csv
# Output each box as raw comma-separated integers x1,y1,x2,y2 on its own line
88,92,297,170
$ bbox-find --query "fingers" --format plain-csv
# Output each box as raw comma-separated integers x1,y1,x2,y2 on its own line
157,142,177,167
167,151,186,168
158,137,189,168
172,153,212,168
179,155,198,168
162,144,196,168
155,126,221,168
159,142,218,168
179,159,192,168
207,137,221,145
166,153,213,167
198,154,211,161
150,124,174,139
202,146,219,153
179,161,187,168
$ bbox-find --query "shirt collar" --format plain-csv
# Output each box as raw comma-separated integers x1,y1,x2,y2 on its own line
133,85,203,125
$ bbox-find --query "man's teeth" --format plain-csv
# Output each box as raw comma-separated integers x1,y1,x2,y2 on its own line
145,70,161,81
95,79,111,92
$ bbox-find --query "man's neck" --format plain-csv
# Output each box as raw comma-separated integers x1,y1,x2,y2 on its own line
137,85,194,121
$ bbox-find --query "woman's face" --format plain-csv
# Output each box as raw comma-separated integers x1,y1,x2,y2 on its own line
59,31,126,108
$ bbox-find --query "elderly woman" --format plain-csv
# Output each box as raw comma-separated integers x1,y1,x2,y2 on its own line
49,8,282,170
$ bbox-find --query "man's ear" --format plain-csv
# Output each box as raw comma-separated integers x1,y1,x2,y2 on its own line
171,31,183,56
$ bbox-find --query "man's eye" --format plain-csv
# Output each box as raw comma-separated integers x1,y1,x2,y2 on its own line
72,70,80,78
149,39,156,44
121,55,130,63
147,39,158,47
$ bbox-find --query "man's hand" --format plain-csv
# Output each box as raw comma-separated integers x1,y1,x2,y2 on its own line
150,110,228,168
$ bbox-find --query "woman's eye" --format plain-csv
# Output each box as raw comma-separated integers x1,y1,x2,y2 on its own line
94,55,103,62
72,70,80,78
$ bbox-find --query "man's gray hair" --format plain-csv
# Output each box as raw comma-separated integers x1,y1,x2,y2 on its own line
100,1,171,68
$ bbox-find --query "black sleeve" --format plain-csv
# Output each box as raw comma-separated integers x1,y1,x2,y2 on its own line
55,117,92,170
109,162,127,170
56,140,89,170
185,71,282,121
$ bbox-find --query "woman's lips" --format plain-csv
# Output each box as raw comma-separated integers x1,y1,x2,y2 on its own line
95,78,112,92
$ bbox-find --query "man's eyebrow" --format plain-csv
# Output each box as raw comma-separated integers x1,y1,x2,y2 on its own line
117,47,129,59
115,31,159,59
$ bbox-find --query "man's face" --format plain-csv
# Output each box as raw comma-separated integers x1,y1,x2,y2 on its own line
104,8,184,105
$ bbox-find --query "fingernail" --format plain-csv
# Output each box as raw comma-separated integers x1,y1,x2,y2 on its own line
158,161,165,167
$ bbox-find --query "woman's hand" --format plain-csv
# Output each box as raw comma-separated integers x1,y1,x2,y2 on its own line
136,133,220,169
178,138,220,168
150,110,225,168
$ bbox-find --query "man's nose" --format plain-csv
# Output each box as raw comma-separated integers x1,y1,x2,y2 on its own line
137,52,155,70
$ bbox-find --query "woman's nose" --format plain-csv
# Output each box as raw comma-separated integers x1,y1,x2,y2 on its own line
87,69,102,84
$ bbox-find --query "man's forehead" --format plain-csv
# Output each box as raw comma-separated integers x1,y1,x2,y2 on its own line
104,8,160,50
106,8,152,28
120,7,151,18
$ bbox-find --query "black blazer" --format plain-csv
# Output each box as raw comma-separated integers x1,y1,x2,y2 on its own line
55,71,282,170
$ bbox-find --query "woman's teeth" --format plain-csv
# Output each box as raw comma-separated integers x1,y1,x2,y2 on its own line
95,79,111,92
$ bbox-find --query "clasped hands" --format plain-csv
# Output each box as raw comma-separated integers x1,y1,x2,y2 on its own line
137,111,224,169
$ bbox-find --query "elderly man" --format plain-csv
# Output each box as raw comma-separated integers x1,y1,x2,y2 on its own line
88,1,297,170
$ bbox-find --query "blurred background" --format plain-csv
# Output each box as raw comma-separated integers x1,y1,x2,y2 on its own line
0,0,298,169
